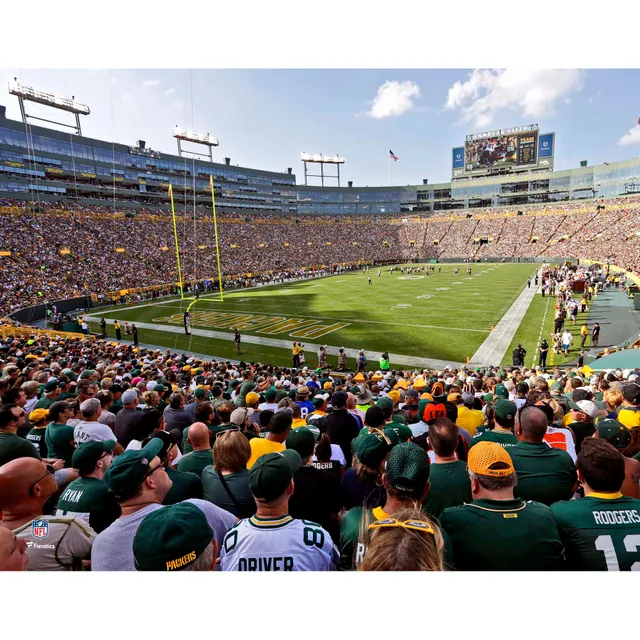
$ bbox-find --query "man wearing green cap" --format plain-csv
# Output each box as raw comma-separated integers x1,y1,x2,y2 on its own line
34,380,62,410
551,438,640,570
92,438,235,571
221,450,338,571
470,399,518,449
339,441,432,570
509,405,577,506
133,502,217,571
593,418,640,498
286,427,342,543
56,440,121,533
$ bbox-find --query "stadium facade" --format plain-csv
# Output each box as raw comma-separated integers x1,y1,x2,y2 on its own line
1,104,640,215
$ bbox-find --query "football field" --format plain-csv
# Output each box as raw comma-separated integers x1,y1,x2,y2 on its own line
83,262,579,369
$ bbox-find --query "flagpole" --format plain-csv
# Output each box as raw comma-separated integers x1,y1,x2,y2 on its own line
388,153,391,187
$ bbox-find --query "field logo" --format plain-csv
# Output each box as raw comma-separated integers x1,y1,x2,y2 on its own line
32,519,49,538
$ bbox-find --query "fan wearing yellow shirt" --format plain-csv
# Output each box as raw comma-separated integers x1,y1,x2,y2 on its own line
290,403,307,430
247,411,293,469
455,393,485,437
618,383,640,430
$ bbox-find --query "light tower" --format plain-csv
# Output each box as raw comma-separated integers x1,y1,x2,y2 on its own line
301,152,345,187
173,126,219,162
8,79,90,136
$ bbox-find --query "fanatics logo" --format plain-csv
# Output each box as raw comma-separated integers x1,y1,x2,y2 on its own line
32,519,49,538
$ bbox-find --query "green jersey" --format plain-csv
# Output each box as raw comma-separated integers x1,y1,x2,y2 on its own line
470,429,518,448
0,431,41,467
177,449,214,478
509,441,577,506
34,396,56,410
26,427,49,459
423,461,472,521
56,477,121,533
551,493,640,571
163,467,203,505
44,422,76,467
440,498,564,571
339,505,380,570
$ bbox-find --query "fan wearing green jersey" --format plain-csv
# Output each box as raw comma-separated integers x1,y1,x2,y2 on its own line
551,438,640,571
469,399,518,449
440,441,564,571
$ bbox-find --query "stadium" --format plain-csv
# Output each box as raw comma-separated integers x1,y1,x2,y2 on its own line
0,76,639,574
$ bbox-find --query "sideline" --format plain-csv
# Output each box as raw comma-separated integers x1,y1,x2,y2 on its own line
85,316,464,370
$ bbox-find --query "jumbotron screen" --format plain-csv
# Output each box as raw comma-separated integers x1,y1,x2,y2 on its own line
464,124,538,173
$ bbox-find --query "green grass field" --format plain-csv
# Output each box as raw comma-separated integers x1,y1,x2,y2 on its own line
85,262,554,368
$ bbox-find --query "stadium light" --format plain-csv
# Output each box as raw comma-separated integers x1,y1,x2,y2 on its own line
8,79,90,135
173,127,219,147
301,152,345,164
301,152,346,187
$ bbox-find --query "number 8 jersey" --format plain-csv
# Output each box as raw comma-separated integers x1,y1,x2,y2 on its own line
220,515,339,571
551,493,640,571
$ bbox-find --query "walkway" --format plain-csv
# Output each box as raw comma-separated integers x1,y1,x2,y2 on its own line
470,272,540,366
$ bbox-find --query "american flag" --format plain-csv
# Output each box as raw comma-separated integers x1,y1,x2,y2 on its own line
638,116,640,126
389,149,399,162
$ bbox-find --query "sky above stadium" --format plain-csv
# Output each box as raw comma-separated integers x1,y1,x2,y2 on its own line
1,68,639,186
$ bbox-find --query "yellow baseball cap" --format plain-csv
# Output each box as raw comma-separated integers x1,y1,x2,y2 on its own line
447,392,462,403
420,392,434,401
245,392,260,406
29,408,49,423
468,441,514,477
323,381,333,390
387,390,401,405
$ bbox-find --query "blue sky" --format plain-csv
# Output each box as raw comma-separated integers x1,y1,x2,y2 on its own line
1,69,640,186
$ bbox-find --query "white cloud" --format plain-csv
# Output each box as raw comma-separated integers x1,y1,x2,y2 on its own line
142,79,160,88
122,92,133,101
445,69,584,127
618,125,640,146
165,86,177,96
365,80,421,119
588,89,601,104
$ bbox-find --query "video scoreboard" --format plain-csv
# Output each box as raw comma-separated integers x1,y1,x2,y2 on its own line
452,124,554,179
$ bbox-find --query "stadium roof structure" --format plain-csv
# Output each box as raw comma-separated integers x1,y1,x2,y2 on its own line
586,350,640,372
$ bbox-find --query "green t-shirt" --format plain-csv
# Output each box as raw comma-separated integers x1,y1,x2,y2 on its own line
470,429,518,449
45,423,76,467
339,506,376,571
551,493,640,571
34,396,56,410
110,400,124,416
181,424,217,454
163,467,203,505
440,498,564,571
0,431,41,467
423,461,472,521
26,427,49,459
56,477,121,533
509,441,577,506
177,449,213,478
57,392,77,402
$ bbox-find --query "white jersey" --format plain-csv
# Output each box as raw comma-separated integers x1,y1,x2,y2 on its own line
220,514,338,571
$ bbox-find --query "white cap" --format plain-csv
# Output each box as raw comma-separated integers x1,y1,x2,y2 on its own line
576,400,598,418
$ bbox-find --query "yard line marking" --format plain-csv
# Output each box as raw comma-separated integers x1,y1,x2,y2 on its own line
84,316,465,369
531,295,551,368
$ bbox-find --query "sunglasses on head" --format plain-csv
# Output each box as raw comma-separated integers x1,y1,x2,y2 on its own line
369,518,435,535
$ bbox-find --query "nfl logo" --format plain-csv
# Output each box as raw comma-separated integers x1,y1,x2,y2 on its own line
32,519,49,539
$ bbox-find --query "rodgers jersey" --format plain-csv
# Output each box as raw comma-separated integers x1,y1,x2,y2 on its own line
220,514,339,571
551,493,640,571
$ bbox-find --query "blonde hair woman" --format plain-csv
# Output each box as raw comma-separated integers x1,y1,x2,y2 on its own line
359,509,444,571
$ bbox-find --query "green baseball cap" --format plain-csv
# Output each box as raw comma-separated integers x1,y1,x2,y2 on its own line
376,396,394,411
79,369,96,380
482,393,495,404
265,388,277,402
417,399,432,416
550,382,563,392
350,385,361,395
193,388,206,399
356,432,391,467
596,419,631,449
133,502,214,571
72,440,115,473
249,450,302,502
385,442,430,494
383,427,400,447
494,383,509,399
44,379,60,392
286,427,315,458
495,399,517,420
391,413,407,426
388,423,413,443
104,438,164,495
153,384,167,392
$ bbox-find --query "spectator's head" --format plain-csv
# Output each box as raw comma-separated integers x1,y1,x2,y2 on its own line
383,441,431,502
187,422,211,451
248,449,302,507
168,392,185,410
364,406,386,431
80,397,101,422
104,438,171,504
603,389,623,412
515,405,548,443
28,408,49,428
48,400,74,424
214,429,251,474
577,438,625,494
96,390,114,410
0,404,26,433
360,509,444,572
331,391,348,409
217,401,234,424
20,380,39,400
133,502,216,571
622,382,640,407
76,380,94,402
594,418,640,459
467,441,517,498
355,431,392,485
427,417,459,458
121,389,139,409
268,410,293,441
494,399,517,430
72,440,116,478
141,390,159,408
132,409,164,442
0,458,58,518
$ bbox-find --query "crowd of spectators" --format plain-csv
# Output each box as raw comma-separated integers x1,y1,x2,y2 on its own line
1,195,640,315
0,329,639,571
